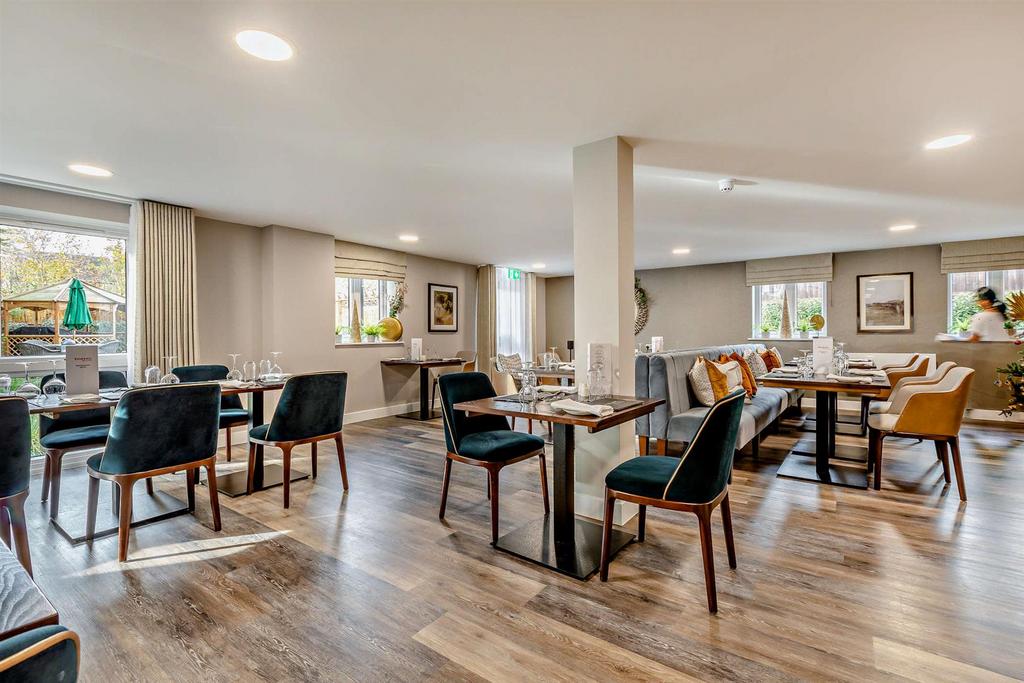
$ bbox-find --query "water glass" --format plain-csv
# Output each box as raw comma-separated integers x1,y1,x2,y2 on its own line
243,360,258,382
519,370,538,404
259,359,272,380
160,356,180,384
0,375,11,395
144,364,161,385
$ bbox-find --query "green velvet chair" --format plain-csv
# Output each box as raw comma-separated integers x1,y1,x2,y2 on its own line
600,388,745,613
85,383,223,562
247,372,349,509
437,372,548,544
173,364,249,462
0,397,33,576
0,625,79,682
39,371,128,521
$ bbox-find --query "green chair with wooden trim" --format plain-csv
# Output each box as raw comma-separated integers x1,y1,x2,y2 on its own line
173,364,250,462
0,625,79,682
0,396,33,576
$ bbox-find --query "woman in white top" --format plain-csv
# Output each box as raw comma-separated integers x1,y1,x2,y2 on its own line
968,286,1011,342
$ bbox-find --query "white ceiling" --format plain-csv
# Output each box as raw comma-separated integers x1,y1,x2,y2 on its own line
2,1,1023,275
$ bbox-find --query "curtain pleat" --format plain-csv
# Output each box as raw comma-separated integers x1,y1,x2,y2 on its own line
132,200,198,379
475,265,497,380
746,252,834,285
941,237,1024,274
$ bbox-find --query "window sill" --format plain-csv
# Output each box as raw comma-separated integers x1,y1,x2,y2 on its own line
334,341,405,348
747,337,817,342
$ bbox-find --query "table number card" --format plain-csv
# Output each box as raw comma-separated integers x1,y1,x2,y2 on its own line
410,338,423,361
811,336,834,375
651,336,664,353
65,344,99,395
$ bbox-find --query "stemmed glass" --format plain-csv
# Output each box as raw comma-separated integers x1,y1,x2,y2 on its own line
144,364,161,385
226,354,243,381
160,356,180,384
15,362,40,399
243,360,258,382
42,359,66,397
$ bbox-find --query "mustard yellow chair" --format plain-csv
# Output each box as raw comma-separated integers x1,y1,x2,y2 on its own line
859,355,929,433
868,361,957,415
867,367,974,500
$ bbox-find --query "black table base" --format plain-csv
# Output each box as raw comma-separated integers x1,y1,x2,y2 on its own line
396,366,441,421
50,488,191,546
776,391,870,489
213,465,309,498
396,409,443,421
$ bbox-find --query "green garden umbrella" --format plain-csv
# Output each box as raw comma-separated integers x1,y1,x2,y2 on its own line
62,278,93,331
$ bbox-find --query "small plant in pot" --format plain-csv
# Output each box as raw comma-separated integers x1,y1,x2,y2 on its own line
759,322,774,338
361,323,384,342
797,321,812,338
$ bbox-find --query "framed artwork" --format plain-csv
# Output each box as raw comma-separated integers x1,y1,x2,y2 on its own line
857,272,913,333
428,283,458,332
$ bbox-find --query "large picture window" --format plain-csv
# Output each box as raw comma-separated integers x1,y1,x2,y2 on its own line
496,266,531,360
335,277,398,343
948,269,1024,333
751,281,826,338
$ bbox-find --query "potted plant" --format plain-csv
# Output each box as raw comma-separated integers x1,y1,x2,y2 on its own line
361,323,384,342
797,321,812,338
759,322,774,338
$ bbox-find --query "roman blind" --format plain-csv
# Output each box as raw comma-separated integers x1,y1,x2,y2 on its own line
940,237,1024,274
334,240,407,281
745,252,833,286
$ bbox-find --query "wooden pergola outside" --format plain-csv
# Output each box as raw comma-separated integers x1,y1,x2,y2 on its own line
1,278,126,356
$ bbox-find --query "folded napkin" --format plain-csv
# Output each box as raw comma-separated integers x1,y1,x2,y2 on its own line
219,380,249,389
537,385,576,394
826,374,871,383
557,363,575,370
62,394,102,404
550,399,614,417
847,368,885,377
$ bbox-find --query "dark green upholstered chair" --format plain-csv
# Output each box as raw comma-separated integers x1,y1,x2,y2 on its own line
0,625,79,682
437,372,548,544
85,383,223,562
0,397,33,576
39,371,128,521
600,389,745,613
247,372,349,508
173,364,249,462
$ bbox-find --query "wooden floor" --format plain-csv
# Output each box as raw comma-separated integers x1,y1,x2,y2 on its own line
20,414,1024,682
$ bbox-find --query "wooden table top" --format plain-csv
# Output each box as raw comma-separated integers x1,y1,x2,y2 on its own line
0,545,58,640
25,380,285,416
759,372,890,395
380,358,465,368
454,395,663,433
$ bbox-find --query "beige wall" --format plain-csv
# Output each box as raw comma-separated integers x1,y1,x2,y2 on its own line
544,275,574,360
195,217,478,416
546,244,1019,410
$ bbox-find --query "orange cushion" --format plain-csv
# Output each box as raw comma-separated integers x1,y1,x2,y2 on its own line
760,350,779,371
704,357,732,401
728,352,757,397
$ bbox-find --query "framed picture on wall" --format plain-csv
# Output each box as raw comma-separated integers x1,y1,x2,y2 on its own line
857,272,913,333
428,283,458,332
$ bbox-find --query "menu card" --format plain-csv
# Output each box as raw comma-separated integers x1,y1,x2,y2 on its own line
65,345,99,395
410,338,423,361
651,336,664,353
811,337,834,375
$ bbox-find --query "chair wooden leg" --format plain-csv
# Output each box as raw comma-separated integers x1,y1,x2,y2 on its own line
439,457,453,519
655,439,667,456
111,480,120,518
311,441,318,479
510,417,516,431
246,442,257,495
935,439,951,483
41,452,52,502
85,475,99,541
225,426,232,463
528,419,533,434
637,504,646,542
697,508,718,613
185,469,196,512
206,462,222,532
949,436,967,502
538,452,549,515
0,506,10,549
638,435,649,456
487,467,500,545
431,378,437,413
146,478,155,495
6,491,32,577
721,492,737,569
48,451,64,521
335,435,349,491
117,478,134,562
281,445,293,509
873,431,885,491
599,490,615,581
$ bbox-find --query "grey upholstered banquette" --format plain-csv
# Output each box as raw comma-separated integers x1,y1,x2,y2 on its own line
636,344,803,451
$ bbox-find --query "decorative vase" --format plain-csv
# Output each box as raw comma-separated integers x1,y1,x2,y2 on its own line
379,316,404,342
366,334,379,343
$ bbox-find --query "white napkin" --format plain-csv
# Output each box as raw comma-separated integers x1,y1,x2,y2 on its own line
537,385,576,394
847,368,885,377
550,399,613,417
557,363,575,370
62,394,102,404
826,374,871,383
219,380,248,389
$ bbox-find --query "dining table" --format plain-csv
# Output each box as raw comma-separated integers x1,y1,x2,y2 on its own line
453,393,663,580
760,370,890,489
380,358,466,420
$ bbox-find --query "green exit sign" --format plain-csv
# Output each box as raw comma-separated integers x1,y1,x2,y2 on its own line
508,268,521,280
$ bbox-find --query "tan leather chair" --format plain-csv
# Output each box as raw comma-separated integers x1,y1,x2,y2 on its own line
868,361,957,415
878,354,921,371
867,367,974,500
859,355,929,432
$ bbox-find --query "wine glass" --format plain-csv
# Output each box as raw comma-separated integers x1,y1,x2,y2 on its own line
269,351,283,380
243,360,258,382
226,354,243,381
42,359,66,397
160,356,180,384
0,375,10,395
15,362,40,399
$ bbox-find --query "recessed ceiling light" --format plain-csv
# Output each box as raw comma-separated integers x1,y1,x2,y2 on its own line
67,163,113,178
889,224,916,232
924,133,972,150
672,248,691,255
398,234,419,242
531,263,546,269
235,30,293,61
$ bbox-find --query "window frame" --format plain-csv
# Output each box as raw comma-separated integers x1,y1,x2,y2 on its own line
334,276,401,345
750,281,828,339
946,269,1023,334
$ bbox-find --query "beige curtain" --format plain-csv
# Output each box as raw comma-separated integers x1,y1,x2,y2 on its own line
476,265,496,380
526,272,538,362
941,237,1024,274
745,252,834,285
132,200,199,378
334,240,407,281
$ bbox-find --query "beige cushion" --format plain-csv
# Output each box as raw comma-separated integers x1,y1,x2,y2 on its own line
713,359,745,393
688,357,717,407
867,412,899,432
744,350,769,378
868,401,892,415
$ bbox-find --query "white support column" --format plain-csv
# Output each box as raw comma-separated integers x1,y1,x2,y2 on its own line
572,136,636,524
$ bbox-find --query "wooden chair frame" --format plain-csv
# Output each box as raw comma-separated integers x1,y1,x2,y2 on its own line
600,486,736,613
869,429,966,501
0,629,80,677
86,455,222,562
0,489,32,576
247,431,348,508
439,447,549,544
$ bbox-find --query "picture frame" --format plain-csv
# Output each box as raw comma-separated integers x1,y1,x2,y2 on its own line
427,283,458,332
857,272,913,333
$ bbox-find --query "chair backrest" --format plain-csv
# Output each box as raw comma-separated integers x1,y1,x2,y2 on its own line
97,383,221,474
890,361,956,395
38,371,128,437
662,389,745,503
494,353,524,390
456,350,477,371
173,364,244,411
0,397,31,498
265,372,348,442
885,355,929,385
892,367,975,436
879,354,921,371
438,372,511,455
0,625,79,682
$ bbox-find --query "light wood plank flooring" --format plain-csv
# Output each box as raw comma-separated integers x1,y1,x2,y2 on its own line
20,414,1024,681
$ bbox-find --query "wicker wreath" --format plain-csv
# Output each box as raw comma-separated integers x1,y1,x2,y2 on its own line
634,279,649,336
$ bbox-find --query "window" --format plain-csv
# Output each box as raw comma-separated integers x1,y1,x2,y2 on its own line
751,281,826,338
0,223,127,358
334,277,398,342
948,269,1024,333
496,266,531,360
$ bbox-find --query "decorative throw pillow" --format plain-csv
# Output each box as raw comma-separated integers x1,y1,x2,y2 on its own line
728,352,758,397
704,359,733,402
687,357,717,407
708,358,743,399
760,349,780,371
744,350,769,378
769,347,785,368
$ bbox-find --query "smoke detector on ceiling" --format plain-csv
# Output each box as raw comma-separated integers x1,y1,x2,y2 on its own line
718,178,735,192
